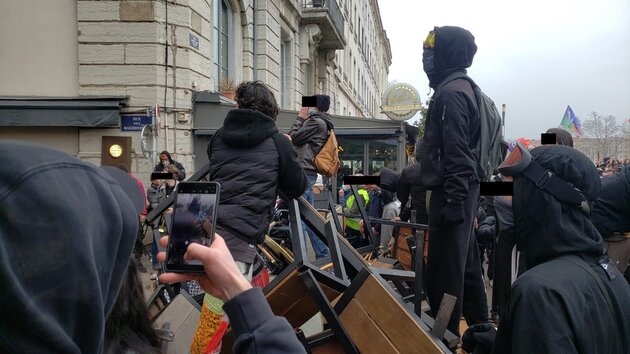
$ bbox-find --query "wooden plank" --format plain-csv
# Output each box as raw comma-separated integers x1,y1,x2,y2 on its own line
340,299,400,354
311,340,346,354
354,274,444,353
265,269,339,328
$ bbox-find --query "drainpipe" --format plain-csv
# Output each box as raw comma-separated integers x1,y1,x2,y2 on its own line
164,0,169,152
253,0,257,80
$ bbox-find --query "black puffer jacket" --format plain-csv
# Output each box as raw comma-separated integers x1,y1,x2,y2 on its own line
420,26,480,199
207,109,307,247
288,112,334,176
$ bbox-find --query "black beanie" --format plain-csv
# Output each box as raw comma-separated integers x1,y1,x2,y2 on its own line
315,94,330,112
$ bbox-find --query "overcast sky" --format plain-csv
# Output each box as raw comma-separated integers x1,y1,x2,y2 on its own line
378,0,630,140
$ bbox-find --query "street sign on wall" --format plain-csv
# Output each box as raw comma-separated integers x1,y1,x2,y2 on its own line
121,115,152,131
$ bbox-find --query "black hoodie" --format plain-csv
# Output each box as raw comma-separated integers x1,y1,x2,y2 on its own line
420,26,481,199
207,109,307,263
591,165,630,239
493,146,630,353
0,141,138,353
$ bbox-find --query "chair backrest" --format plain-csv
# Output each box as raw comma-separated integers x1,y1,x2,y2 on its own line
337,270,447,354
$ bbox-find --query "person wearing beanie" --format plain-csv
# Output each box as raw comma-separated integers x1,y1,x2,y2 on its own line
288,95,335,259
419,26,489,337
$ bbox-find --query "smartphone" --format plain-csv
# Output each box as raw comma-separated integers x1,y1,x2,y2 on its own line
165,181,220,273
302,95,317,107
151,172,175,180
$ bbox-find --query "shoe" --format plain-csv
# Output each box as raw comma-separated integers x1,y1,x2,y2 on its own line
137,262,147,273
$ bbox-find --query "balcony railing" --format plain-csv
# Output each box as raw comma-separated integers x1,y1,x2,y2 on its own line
302,0,344,40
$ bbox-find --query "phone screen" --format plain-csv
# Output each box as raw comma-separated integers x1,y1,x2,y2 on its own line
165,182,220,273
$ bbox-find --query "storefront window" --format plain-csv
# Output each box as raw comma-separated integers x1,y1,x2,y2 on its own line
338,137,364,175
368,139,398,174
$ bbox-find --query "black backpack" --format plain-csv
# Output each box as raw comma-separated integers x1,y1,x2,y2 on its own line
436,73,504,182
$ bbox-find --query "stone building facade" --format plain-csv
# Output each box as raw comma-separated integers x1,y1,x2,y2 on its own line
0,0,391,181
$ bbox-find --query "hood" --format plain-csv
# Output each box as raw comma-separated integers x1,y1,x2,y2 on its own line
428,26,477,88
158,150,173,163
591,166,630,238
309,111,335,130
0,141,138,353
220,108,279,148
513,145,603,268
379,168,401,193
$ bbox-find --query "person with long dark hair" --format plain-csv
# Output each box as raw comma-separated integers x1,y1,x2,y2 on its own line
104,260,162,353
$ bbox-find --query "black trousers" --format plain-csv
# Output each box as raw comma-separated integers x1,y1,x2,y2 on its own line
427,182,488,337
491,229,514,319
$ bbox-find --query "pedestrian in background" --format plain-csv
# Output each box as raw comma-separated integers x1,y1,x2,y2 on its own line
288,94,334,259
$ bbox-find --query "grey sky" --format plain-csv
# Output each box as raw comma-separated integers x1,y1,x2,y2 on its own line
378,0,630,140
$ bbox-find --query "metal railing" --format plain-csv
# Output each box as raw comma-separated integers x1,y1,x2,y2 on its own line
302,0,345,38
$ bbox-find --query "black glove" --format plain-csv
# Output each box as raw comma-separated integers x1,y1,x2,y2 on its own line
462,323,496,354
438,198,465,225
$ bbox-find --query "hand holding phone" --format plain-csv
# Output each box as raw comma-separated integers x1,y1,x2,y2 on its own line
164,182,220,273
298,107,309,119
158,234,252,301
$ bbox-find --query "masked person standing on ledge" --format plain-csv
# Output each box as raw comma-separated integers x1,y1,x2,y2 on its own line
419,26,489,337
288,94,333,259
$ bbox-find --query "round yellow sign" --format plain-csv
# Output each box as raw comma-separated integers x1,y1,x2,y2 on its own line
109,144,123,158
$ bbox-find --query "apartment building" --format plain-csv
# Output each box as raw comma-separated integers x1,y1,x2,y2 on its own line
0,0,392,180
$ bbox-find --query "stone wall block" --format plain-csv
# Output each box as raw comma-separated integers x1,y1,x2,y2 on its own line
191,11,202,34
120,1,155,22
155,2,191,27
125,43,163,64
77,1,120,21
79,64,162,86
79,44,125,64
79,22,162,43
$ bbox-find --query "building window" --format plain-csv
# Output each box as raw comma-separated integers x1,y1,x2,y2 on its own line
213,0,232,87
280,40,288,108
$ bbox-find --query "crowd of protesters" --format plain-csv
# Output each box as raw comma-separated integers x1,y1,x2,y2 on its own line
596,157,630,177
1,24,629,354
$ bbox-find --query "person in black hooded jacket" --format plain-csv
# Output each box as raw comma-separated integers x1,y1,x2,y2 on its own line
463,145,630,354
591,165,630,276
419,26,488,336
154,150,186,181
0,141,142,353
396,143,428,225
207,81,307,268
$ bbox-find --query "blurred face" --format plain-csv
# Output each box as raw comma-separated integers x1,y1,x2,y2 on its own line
160,154,170,166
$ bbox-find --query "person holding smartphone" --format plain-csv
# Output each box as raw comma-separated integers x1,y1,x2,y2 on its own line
287,94,334,259
158,235,306,353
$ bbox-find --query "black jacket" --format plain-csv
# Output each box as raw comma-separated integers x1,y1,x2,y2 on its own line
396,163,428,224
591,165,630,239
288,112,334,176
153,151,186,181
493,146,630,354
420,26,480,199
207,109,307,248
224,287,306,353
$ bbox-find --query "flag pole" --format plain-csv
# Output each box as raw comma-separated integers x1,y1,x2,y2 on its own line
502,104,506,137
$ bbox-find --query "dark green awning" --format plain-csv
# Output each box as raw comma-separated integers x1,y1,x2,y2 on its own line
0,96,126,128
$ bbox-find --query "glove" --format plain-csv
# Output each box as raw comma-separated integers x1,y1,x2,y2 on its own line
438,198,465,225
462,323,496,354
